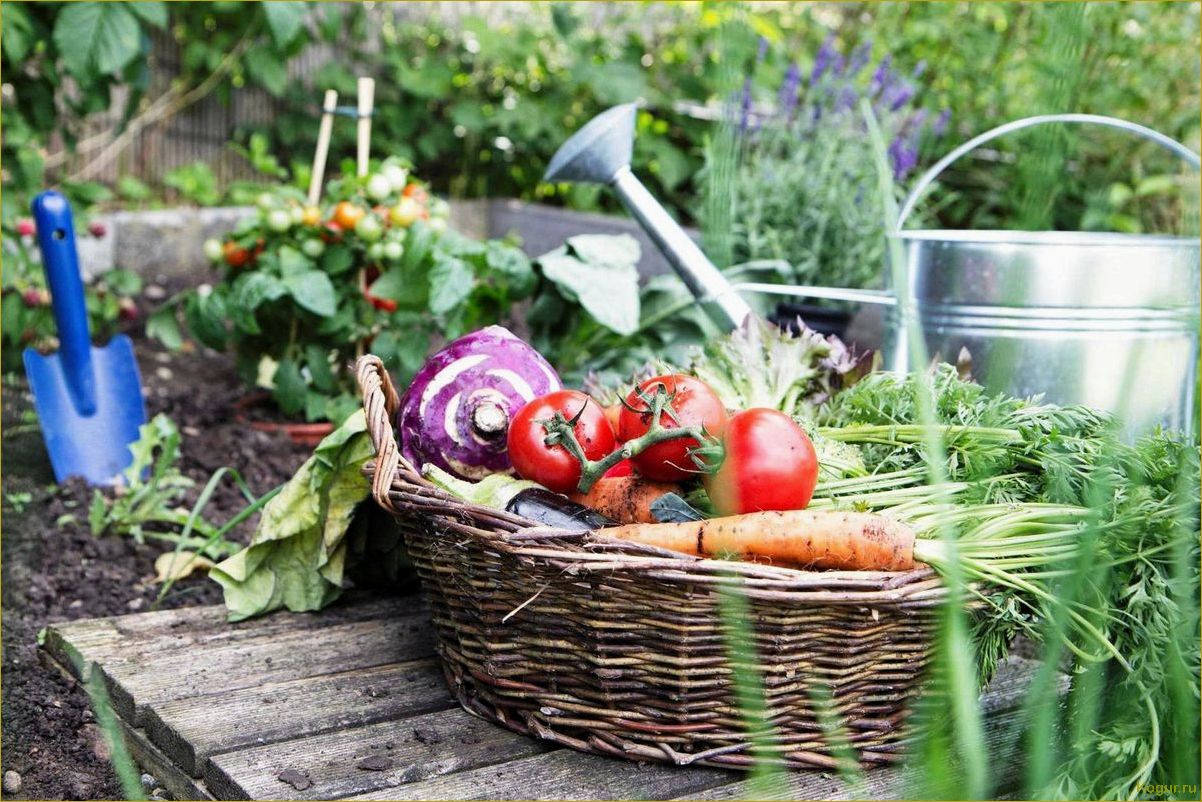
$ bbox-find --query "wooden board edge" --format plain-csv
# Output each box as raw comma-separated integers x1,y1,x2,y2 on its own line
39,651,215,801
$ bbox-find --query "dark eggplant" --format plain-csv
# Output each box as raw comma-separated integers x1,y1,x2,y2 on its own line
506,487,613,531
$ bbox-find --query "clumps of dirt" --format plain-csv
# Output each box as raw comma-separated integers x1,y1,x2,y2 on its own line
2,329,314,799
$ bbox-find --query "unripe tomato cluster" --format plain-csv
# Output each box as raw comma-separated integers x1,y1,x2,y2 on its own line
201,161,451,314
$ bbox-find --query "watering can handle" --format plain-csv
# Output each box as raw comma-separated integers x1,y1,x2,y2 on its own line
897,113,1202,229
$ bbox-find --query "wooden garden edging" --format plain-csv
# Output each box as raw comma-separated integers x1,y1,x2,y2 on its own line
39,591,1064,801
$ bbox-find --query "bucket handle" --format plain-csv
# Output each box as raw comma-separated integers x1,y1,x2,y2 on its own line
897,113,1202,229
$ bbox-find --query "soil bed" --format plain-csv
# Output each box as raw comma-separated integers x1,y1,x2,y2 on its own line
2,314,313,799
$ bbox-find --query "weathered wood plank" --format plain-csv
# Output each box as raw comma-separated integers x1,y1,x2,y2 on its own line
681,658,1064,801
143,658,452,777
118,716,216,801
42,594,420,684
39,649,216,801
348,749,738,801
205,706,553,800
96,612,437,723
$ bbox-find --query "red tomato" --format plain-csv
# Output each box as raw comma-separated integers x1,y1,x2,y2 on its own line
602,402,623,432
364,289,398,312
508,391,616,493
222,241,250,268
617,375,727,482
703,408,818,516
603,459,634,478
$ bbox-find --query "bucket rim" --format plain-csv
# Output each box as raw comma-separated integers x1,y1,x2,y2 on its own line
892,229,1199,247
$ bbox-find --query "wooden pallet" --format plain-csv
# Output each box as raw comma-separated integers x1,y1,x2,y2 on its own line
39,592,1063,801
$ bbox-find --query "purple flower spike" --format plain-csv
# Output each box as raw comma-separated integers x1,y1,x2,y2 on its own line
810,34,837,85
835,86,860,113
933,108,951,137
757,36,769,63
847,40,872,77
778,62,802,123
888,135,919,180
887,81,915,111
869,54,894,97
912,59,927,79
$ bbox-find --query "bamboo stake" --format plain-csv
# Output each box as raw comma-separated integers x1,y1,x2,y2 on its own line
356,77,375,177
307,89,338,206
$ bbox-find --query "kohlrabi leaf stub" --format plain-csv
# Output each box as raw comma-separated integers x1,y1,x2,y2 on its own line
396,326,562,479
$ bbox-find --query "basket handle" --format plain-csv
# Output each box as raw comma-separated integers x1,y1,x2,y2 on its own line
355,354,407,510
897,113,1202,229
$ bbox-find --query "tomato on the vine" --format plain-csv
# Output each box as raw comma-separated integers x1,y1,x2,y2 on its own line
702,408,818,516
333,201,365,230
617,375,727,482
508,391,616,493
222,241,251,269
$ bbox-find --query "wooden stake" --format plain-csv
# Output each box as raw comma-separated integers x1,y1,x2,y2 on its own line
307,89,338,206
357,77,375,178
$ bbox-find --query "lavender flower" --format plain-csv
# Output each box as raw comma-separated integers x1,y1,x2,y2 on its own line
778,62,802,123
888,134,919,180
912,59,927,79
846,40,873,78
882,79,916,111
809,35,837,85
933,108,951,137
869,54,893,97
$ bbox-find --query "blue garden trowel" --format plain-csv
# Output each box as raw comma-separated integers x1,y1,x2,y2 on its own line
23,191,146,485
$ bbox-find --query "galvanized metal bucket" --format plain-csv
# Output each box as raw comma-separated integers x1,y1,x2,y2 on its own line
546,108,1200,434
887,115,1200,435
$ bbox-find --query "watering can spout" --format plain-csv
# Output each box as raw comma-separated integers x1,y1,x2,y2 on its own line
544,103,637,185
546,105,753,330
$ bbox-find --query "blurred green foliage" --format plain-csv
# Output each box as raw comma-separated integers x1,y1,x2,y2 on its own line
3,2,1197,234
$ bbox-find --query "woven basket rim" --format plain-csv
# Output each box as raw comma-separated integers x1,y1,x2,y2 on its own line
355,354,947,605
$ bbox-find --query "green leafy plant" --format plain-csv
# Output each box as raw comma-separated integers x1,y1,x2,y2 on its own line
88,414,243,560
149,157,541,423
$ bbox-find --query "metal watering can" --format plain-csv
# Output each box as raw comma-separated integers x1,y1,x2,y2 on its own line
545,106,1201,434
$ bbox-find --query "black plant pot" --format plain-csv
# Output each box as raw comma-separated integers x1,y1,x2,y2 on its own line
770,301,854,340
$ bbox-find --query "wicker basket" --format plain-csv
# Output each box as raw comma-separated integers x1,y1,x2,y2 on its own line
357,355,950,770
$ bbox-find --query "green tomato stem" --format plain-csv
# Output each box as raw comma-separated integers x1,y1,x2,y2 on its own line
539,386,717,494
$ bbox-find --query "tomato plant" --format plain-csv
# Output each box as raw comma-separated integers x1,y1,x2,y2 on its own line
508,391,616,493
702,409,818,516
617,375,727,482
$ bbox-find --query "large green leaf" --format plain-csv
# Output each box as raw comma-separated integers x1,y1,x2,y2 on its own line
262,1,307,46
277,244,312,277
1,4,35,66
538,236,641,336
283,270,337,316
484,241,536,298
245,49,288,97
146,306,182,350
126,2,168,29
183,291,228,351
272,358,308,416
230,272,286,333
428,255,474,315
53,2,142,79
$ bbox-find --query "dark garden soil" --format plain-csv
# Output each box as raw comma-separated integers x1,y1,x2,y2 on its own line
2,316,314,799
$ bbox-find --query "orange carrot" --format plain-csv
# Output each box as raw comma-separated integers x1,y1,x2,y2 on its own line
570,476,679,525
595,510,917,571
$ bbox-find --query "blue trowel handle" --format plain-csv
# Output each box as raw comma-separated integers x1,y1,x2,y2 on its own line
32,191,96,416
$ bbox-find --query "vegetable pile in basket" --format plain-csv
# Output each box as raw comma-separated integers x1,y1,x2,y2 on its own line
397,318,1199,799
